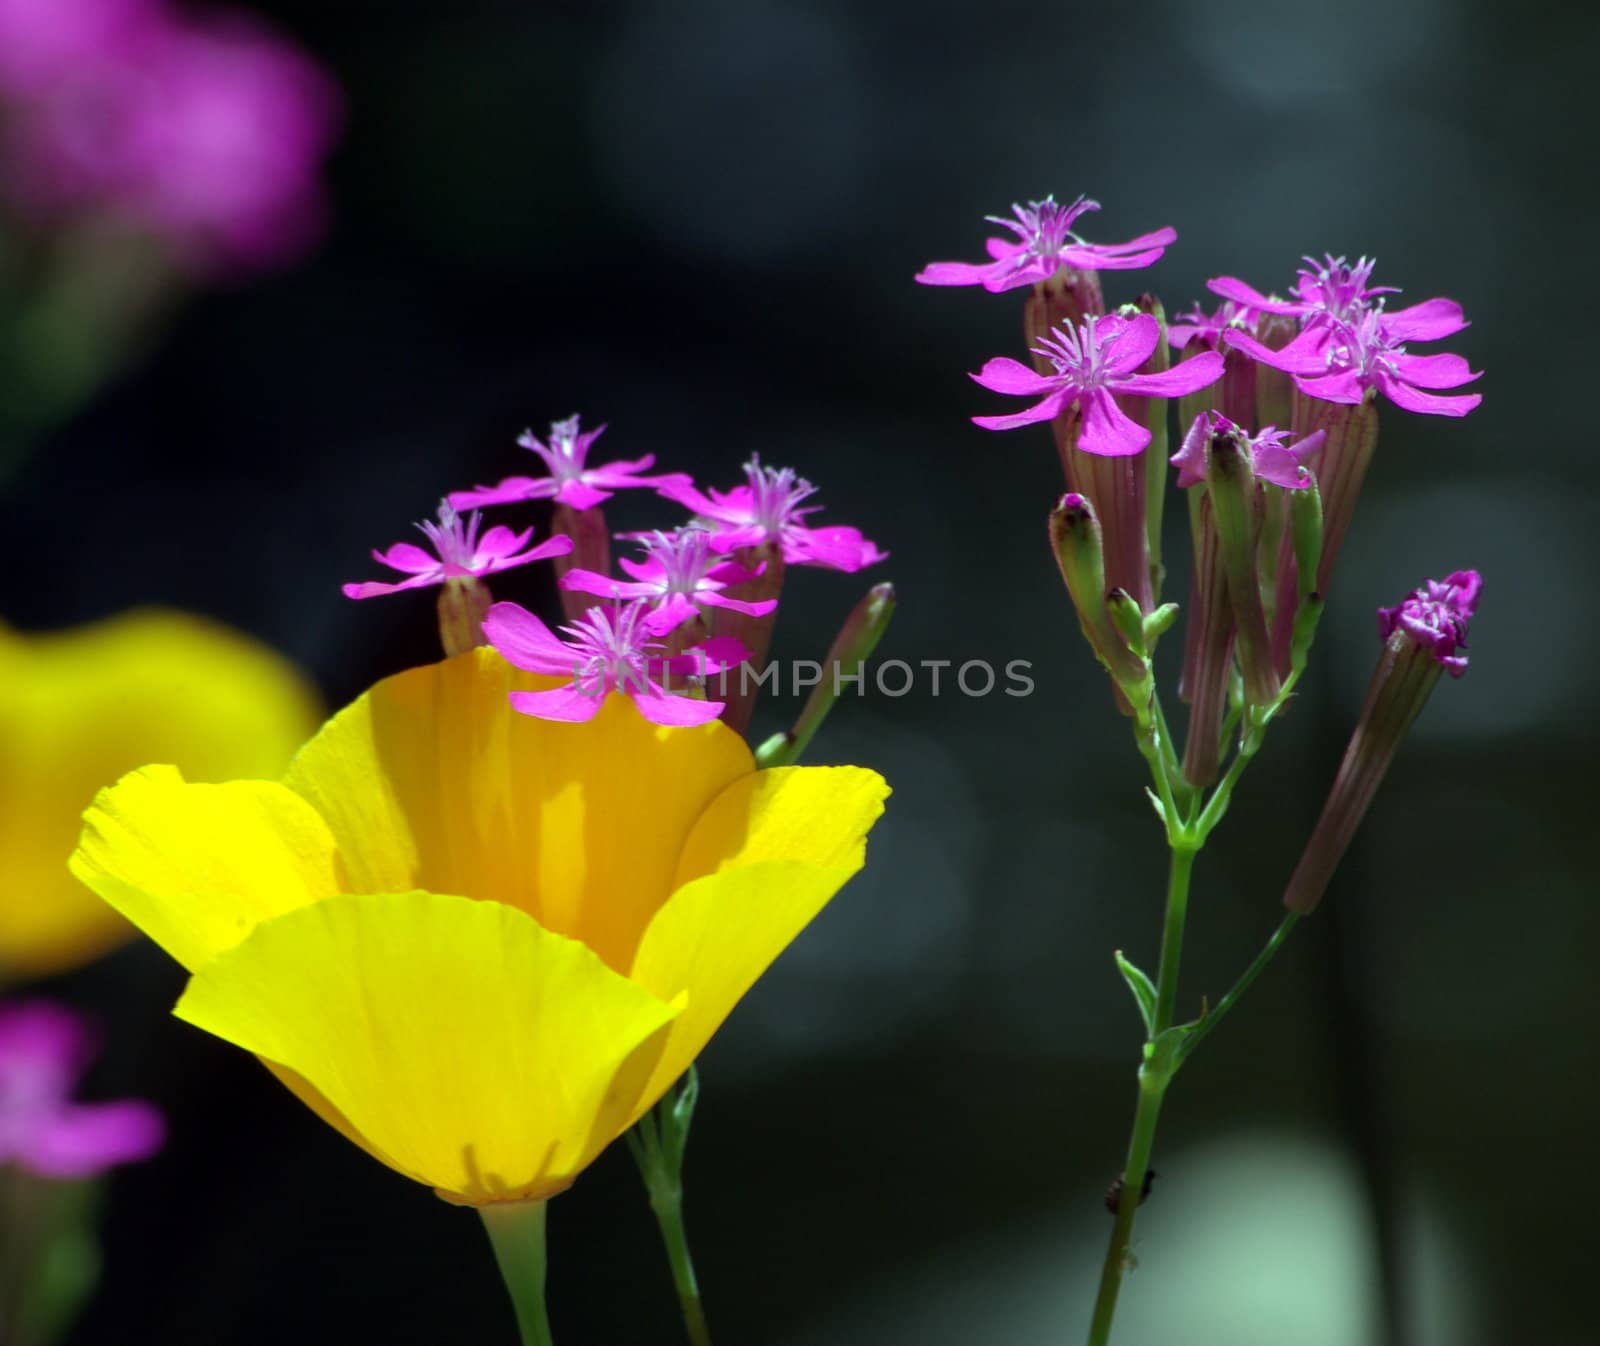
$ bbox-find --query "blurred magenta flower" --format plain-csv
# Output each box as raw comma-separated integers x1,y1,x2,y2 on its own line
658,458,886,572
342,501,573,600
0,0,340,273
916,195,1176,293
0,1001,163,1179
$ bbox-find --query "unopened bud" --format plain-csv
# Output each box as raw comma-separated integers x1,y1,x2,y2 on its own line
1049,493,1146,691
1206,429,1281,705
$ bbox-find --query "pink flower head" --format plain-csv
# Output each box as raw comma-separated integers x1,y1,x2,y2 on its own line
482,599,750,726
560,527,778,637
341,501,573,600
0,1001,164,1179
1378,569,1482,677
1167,298,1260,352
1171,410,1327,490
450,416,681,513
915,194,1177,293
657,457,887,572
970,312,1225,455
1,5,341,273
1225,308,1482,417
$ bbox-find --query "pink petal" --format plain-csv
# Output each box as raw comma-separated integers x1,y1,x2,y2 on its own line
482,602,580,674
1059,244,1166,271
477,525,536,559
972,390,1071,431
584,455,660,485
559,568,654,600
656,636,750,677
1225,328,1328,376
617,555,669,584
21,1102,164,1179
1380,298,1467,343
641,594,701,636
701,592,779,618
982,258,1055,293
508,685,606,722
1077,390,1150,457
372,542,440,574
970,356,1057,396
1375,375,1482,417
655,477,723,517
783,525,887,572
551,480,612,511
1120,350,1225,398
1207,275,1299,314
915,259,1000,287
1098,313,1161,375
1291,370,1366,405
985,237,1025,260
341,573,439,599
1391,351,1481,390
630,685,725,727
449,476,554,510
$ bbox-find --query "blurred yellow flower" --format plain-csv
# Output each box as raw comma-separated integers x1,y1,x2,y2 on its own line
70,648,887,1206
0,609,320,979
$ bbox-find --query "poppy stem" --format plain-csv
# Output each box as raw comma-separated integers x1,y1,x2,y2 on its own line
480,1200,555,1346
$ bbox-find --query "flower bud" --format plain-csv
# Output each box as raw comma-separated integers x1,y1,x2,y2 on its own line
1048,493,1146,691
1205,428,1281,705
1282,570,1481,914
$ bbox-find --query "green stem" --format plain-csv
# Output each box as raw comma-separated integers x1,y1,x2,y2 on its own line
1086,842,1195,1345
1178,913,1299,1066
1087,1066,1168,1346
480,1201,555,1346
648,1187,713,1346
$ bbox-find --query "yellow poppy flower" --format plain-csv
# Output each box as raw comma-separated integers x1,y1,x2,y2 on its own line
70,648,888,1206
0,609,320,979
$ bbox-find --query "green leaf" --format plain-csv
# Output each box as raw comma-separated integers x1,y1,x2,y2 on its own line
1114,950,1158,1036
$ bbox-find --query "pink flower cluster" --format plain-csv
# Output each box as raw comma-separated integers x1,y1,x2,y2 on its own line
0,1000,163,1179
345,415,884,727
1378,570,1482,676
0,0,340,273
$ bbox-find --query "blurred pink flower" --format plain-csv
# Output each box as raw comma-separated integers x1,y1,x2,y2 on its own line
0,0,340,273
0,1000,164,1179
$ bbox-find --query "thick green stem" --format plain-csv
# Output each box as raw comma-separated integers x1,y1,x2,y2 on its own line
1152,846,1196,1034
480,1201,555,1346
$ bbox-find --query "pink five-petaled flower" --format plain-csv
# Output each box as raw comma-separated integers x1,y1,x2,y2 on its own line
971,312,1225,455
0,1000,164,1179
560,528,778,637
482,599,749,727
449,415,680,513
657,458,887,572
1224,308,1482,417
341,501,573,600
1171,410,1327,489
915,195,1177,293
1167,298,1260,352
1378,569,1482,677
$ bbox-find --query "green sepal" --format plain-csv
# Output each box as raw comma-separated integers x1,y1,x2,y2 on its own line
1142,602,1180,650
1114,950,1158,1036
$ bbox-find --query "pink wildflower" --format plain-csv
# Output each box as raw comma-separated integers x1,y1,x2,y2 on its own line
1171,410,1326,489
1225,308,1482,417
1378,570,1482,677
482,599,749,727
341,501,572,600
970,312,1224,455
1167,298,1259,352
450,416,681,513
916,195,1176,293
657,458,886,572
0,1001,164,1179
560,528,777,636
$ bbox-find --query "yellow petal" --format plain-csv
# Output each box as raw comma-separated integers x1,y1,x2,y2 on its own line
175,891,679,1204
1,610,320,977
281,648,753,971
673,765,891,885
630,859,862,1109
70,766,342,972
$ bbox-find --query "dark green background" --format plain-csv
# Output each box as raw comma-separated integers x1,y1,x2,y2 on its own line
3,2,1591,1342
